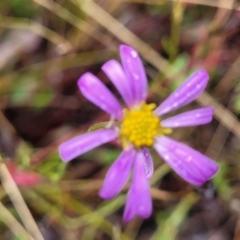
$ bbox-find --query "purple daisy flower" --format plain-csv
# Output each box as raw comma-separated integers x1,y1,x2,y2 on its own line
59,45,219,222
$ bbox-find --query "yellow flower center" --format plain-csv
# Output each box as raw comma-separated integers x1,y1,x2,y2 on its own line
120,103,172,148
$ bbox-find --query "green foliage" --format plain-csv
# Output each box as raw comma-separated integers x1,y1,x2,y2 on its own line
213,161,232,201
13,236,25,240
16,142,33,167
82,148,121,165
147,2,171,16
0,0,38,18
32,92,54,109
10,73,54,110
36,151,67,182
10,73,39,104
233,80,240,114
152,193,199,240
164,53,189,89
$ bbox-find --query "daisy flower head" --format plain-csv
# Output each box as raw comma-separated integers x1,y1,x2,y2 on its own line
59,44,219,222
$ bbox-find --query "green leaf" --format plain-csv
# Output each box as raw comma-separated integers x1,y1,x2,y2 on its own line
36,151,67,182
82,148,121,165
10,75,37,104
213,161,232,201
151,192,199,240
32,92,54,109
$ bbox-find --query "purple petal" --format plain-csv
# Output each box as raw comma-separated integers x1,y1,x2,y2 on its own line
59,129,118,162
154,136,219,186
161,107,214,128
99,148,135,200
141,148,154,179
102,60,135,107
78,73,123,120
120,45,148,105
123,150,152,222
154,70,209,116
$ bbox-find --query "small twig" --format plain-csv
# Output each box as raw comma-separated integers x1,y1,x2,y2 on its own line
32,0,114,49
0,163,44,240
0,201,34,240
214,55,240,96
198,92,240,139
0,15,72,54
79,0,168,71
120,0,239,11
